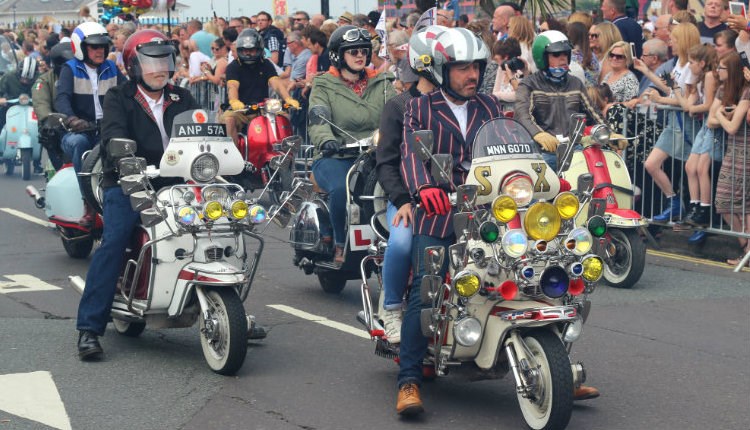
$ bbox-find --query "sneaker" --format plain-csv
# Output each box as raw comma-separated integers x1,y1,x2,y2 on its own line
653,197,683,222
681,202,699,223
685,205,710,227
688,230,707,245
382,308,402,344
396,383,424,415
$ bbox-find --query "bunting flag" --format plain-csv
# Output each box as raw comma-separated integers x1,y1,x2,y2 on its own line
414,7,436,32
376,10,388,58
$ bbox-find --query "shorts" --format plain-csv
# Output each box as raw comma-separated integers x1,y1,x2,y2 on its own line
220,110,256,128
653,113,695,161
690,125,723,161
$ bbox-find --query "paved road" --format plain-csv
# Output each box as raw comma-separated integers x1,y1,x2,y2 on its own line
0,171,748,430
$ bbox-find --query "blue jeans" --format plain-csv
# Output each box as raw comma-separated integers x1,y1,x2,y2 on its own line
76,187,141,335
61,132,97,173
542,151,557,172
311,157,355,245
397,234,453,388
383,201,413,310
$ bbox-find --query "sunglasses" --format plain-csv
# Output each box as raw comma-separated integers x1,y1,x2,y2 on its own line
609,53,626,60
343,28,371,43
211,46,224,51
294,18,306,21
588,33,599,39
346,47,371,57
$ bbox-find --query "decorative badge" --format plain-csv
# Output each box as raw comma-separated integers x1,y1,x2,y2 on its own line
170,93,180,102
164,150,180,166
192,109,208,123
254,124,263,134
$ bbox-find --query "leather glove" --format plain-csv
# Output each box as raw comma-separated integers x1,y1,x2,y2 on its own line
285,97,300,109
229,99,245,112
610,133,628,150
320,140,340,158
418,186,451,217
533,132,559,152
65,116,92,133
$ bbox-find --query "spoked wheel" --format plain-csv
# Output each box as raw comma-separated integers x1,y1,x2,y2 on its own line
199,288,248,375
20,148,31,181
113,319,146,337
317,270,348,294
516,331,573,430
80,145,104,214
603,228,646,289
60,228,94,259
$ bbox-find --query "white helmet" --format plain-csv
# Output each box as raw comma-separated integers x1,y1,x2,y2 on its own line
19,56,39,83
427,27,489,100
408,25,448,86
71,22,111,63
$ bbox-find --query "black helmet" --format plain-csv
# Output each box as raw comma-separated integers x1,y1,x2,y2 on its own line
236,29,264,65
50,42,74,75
328,25,372,70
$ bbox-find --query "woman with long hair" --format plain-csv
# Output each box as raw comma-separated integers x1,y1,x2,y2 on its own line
591,21,622,79
508,15,536,73
569,21,600,86
198,37,229,86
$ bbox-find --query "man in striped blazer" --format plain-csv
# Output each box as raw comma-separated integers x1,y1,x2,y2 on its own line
395,27,503,416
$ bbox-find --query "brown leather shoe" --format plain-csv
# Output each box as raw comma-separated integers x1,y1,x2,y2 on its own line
573,384,600,401
333,245,345,265
396,383,424,415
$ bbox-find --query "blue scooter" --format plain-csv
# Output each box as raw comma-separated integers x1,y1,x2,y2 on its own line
0,94,41,180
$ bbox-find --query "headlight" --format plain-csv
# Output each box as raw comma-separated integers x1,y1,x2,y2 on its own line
565,227,593,255
453,270,480,298
581,255,604,282
248,204,268,224
453,317,482,347
540,266,569,298
501,229,528,258
191,153,219,183
479,221,499,243
266,98,282,113
524,202,561,241
176,206,197,225
591,124,611,145
492,195,518,223
204,200,224,220
501,172,534,207
554,192,579,220
230,200,248,219
201,185,230,203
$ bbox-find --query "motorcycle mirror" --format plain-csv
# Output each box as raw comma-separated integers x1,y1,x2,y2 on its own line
448,242,467,271
576,173,594,195
423,246,445,276
419,275,443,305
588,198,607,218
118,157,147,176
556,142,573,173
420,309,435,338
129,190,154,212
455,185,478,210
453,212,471,237
139,207,164,227
281,135,302,153
431,154,453,185
308,105,331,126
406,130,434,161
119,174,147,195
108,138,138,159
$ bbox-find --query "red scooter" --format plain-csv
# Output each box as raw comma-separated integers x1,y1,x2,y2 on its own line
228,98,300,204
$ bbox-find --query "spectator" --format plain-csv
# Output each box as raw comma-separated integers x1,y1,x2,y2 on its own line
492,4,515,39
633,38,669,97
591,21,623,78
508,15,537,73
708,51,750,266
311,14,326,28
338,12,354,26
301,27,329,98
443,0,460,25
714,29,738,57
284,31,312,138
388,30,415,92
539,15,566,33
568,11,594,29
370,37,389,73
404,12,420,36
601,41,639,102
78,6,96,23
257,11,286,67
492,37,526,103
601,0,643,58
105,23,119,39
466,19,498,95
222,27,238,63
187,19,214,57
227,18,244,34
293,11,311,28
569,21,601,86
436,10,454,28
700,0,729,45
187,39,211,82
673,10,698,26
668,0,689,14
200,37,229,86
320,21,338,40
457,14,470,28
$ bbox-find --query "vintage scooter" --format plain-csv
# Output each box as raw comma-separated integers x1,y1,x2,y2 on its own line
26,114,103,259
225,98,298,205
559,117,647,289
268,105,382,294
62,110,267,375
359,117,608,430
0,94,40,180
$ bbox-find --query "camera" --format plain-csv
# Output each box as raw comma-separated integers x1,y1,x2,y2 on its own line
501,57,525,73
660,71,674,88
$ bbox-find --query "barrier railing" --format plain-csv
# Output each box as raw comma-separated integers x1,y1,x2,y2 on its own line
186,80,226,114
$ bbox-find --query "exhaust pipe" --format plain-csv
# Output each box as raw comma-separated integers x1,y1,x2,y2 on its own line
25,185,45,209
69,275,85,295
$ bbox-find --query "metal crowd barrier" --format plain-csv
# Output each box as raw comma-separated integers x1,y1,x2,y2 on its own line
187,80,226,114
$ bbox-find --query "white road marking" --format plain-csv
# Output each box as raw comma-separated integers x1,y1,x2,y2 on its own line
0,371,72,430
267,304,370,339
0,207,50,228
0,275,62,294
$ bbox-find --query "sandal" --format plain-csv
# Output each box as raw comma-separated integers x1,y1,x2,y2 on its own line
727,245,750,267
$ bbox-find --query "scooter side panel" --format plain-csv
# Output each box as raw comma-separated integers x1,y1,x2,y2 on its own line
45,167,84,219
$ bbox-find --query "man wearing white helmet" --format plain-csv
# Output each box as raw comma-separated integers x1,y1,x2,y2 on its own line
396,26,503,416
514,30,605,171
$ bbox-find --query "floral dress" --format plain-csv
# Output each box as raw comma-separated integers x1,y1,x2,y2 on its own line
606,103,664,168
602,71,640,102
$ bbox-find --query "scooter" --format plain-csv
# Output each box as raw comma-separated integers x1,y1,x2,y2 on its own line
225,98,299,205
268,105,383,294
559,117,648,289
26,114,103,259
0,94,41,180
359,116,607,430
65,109,267,375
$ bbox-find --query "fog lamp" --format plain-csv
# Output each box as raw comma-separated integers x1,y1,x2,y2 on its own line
554,191,579,220
453,270,480,298
540,266,569,298
204,201,223,220
581,255,604,282
501,229,527,258
525,202,561,241
453,317,482,347
230,200,249,219
491,195,517,223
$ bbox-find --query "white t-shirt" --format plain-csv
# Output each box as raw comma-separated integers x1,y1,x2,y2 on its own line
85,64,103,120
672,59,696,92
188,51,211,77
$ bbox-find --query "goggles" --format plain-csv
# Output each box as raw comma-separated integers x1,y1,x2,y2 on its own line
343,28,371,42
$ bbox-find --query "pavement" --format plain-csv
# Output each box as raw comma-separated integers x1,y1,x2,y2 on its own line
647,223,748,267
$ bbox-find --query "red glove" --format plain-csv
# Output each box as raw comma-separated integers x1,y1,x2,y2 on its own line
418,186,451,217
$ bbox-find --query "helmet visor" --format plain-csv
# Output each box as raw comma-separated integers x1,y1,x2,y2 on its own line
137,51,175,74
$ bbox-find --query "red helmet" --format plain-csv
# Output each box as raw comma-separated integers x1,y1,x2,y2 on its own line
123,29,176,90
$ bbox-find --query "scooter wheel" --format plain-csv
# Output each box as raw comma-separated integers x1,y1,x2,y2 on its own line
61,230,94,259
113,319,146,337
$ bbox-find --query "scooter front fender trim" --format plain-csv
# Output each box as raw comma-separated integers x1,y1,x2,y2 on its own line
605,213,648,228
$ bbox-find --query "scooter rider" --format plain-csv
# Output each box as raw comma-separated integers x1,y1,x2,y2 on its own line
308,25,395,264
222,28,299,145
55,22,125,175
0,56,39,133
375,25,445,344
514,30,604,171
396,27,503,416
76,30,199,361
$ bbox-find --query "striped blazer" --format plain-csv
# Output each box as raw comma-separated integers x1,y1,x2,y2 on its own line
400,90,502,238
